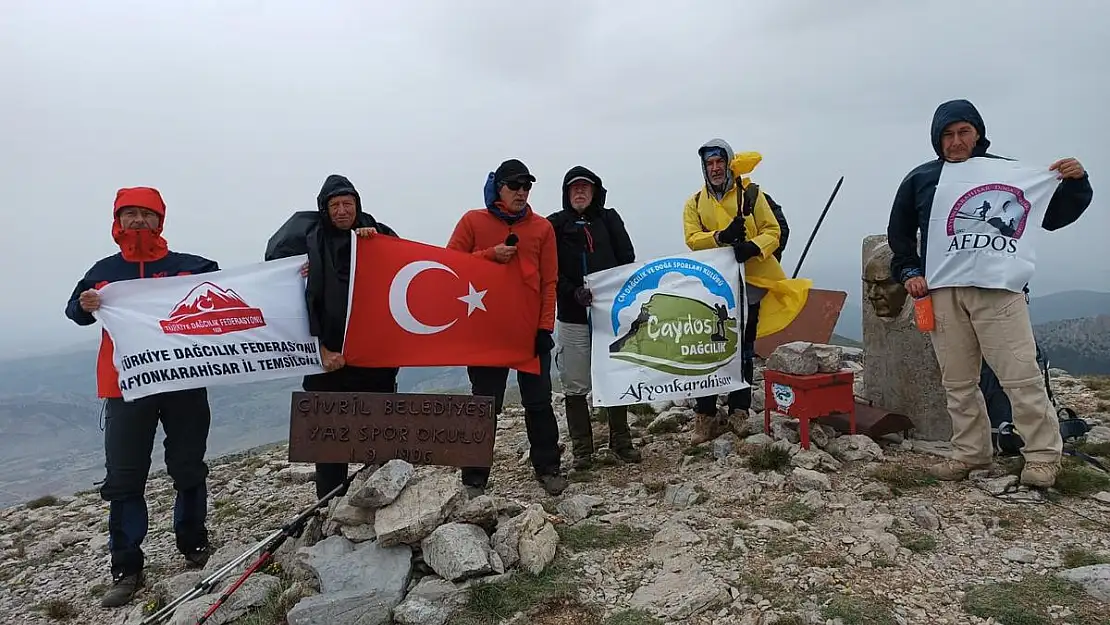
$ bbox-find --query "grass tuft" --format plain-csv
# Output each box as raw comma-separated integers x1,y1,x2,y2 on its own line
557,523,652,551
450,559,580,625
37,599,78,621
26,495,60,509
962,574,1106,625
747,446,791,473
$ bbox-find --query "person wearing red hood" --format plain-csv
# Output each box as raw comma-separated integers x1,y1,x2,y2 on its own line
64,187,220,609
446,159,568,497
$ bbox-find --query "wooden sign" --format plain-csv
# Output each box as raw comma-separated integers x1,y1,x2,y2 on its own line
287,392,496,467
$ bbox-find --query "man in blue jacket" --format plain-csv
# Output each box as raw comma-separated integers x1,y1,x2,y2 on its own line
65,187,220,608
886,99,1092,488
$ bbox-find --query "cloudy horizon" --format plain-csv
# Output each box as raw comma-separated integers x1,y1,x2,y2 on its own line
3,0,1107,359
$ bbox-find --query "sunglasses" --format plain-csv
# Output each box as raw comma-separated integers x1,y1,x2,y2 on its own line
504,180,533,191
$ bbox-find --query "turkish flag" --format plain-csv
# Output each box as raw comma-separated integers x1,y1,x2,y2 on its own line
343,235,542,374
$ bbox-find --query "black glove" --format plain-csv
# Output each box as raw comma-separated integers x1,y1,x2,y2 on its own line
535,329,555,355
733,241,761,263
573,286,593,306
716,216,746,245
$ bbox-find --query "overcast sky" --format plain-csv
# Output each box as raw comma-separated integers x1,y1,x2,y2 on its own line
2,0,1107,358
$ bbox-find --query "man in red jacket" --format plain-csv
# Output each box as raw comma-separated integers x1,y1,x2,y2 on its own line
447,159,568,497
65,187,219,609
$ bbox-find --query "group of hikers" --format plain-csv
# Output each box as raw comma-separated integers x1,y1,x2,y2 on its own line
63,97,1092,609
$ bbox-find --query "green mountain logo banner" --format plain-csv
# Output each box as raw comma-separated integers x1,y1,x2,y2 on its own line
583,247,748,407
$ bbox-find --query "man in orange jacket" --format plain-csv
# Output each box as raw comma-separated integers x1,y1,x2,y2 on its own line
64,187,219,608
447,159,568,497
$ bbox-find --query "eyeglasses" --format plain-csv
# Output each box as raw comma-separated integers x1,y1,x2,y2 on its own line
504,180,533,191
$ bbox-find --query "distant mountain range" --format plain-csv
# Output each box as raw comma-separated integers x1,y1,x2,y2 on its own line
1033,315,1110,375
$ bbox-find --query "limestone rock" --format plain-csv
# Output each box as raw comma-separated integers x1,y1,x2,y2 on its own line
349,459,414,509
295,535,413,596
629,561,730,620
392,576,468,625
374,473,466,547
811,343,843,373
648,519,703,563
789,468,831,492
1057,564,1110,603
663,483,700,508
491,504,558,574
765,341,819,376
330,495,374,527
556,494,604,525
826,435,884,463
421,523,500,582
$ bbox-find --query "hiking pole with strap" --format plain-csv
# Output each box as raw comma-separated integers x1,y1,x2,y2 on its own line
140,463,372,625
194,463,373,624
791,176,844,279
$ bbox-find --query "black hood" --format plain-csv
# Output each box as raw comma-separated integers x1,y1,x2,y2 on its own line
316,174,363,231
930,99,991,160
561,165,607,212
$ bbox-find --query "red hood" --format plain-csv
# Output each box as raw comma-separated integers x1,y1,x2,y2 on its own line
112,186,169,262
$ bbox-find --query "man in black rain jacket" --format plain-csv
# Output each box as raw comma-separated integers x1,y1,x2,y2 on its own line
266,174,401,499
548,166,640,470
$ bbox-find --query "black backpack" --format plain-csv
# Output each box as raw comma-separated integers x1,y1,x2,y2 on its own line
696,182,790,261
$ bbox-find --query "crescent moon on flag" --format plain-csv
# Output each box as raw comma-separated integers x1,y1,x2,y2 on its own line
388,261,459,335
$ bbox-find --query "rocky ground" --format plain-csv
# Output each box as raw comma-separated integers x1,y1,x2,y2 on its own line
3,344,1110,625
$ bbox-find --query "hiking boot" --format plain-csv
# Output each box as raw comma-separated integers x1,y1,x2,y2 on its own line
183,542,214,569
564,395,595,471
537,473,568,496
465,484,487,499
690,413,729,446
1020,460,1060,488
928,459,992,481
100,572,143,608
606,405,642,463
727,409,753,437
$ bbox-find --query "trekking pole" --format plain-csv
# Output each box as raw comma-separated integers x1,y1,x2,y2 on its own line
140,463,372,625
791,175,844,279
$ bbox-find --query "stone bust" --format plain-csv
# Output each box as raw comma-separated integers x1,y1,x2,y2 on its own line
862,243,908,318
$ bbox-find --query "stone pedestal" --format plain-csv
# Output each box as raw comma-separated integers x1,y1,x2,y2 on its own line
861,235,951,441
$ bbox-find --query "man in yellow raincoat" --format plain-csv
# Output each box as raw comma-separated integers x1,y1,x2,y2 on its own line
682,138,811,444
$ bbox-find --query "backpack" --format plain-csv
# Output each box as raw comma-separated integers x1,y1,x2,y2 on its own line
695,182,790,260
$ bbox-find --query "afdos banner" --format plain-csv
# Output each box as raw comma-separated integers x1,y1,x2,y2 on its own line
585,247,748,407
95,256,325,401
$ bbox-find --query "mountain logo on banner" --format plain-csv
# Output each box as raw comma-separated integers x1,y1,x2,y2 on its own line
945,183,1033,253
159,281,267,336
607,257,739,376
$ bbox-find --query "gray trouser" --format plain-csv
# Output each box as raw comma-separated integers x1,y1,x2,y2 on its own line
555,321,591,396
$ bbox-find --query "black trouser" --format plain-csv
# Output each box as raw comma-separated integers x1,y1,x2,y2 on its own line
695,301,761,415
301,366,399,499
101,388,211,578
462,347,561,488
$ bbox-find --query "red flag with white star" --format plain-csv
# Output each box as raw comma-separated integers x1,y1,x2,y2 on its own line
342,234,541,374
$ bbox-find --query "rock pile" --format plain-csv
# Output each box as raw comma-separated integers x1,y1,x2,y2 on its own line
275,460,561,625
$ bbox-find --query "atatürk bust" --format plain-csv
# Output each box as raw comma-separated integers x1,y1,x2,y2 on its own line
863,243,908,319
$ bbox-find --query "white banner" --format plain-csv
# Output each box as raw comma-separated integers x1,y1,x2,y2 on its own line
95,255,325,401
925,157,1059,292
585,247,748,407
